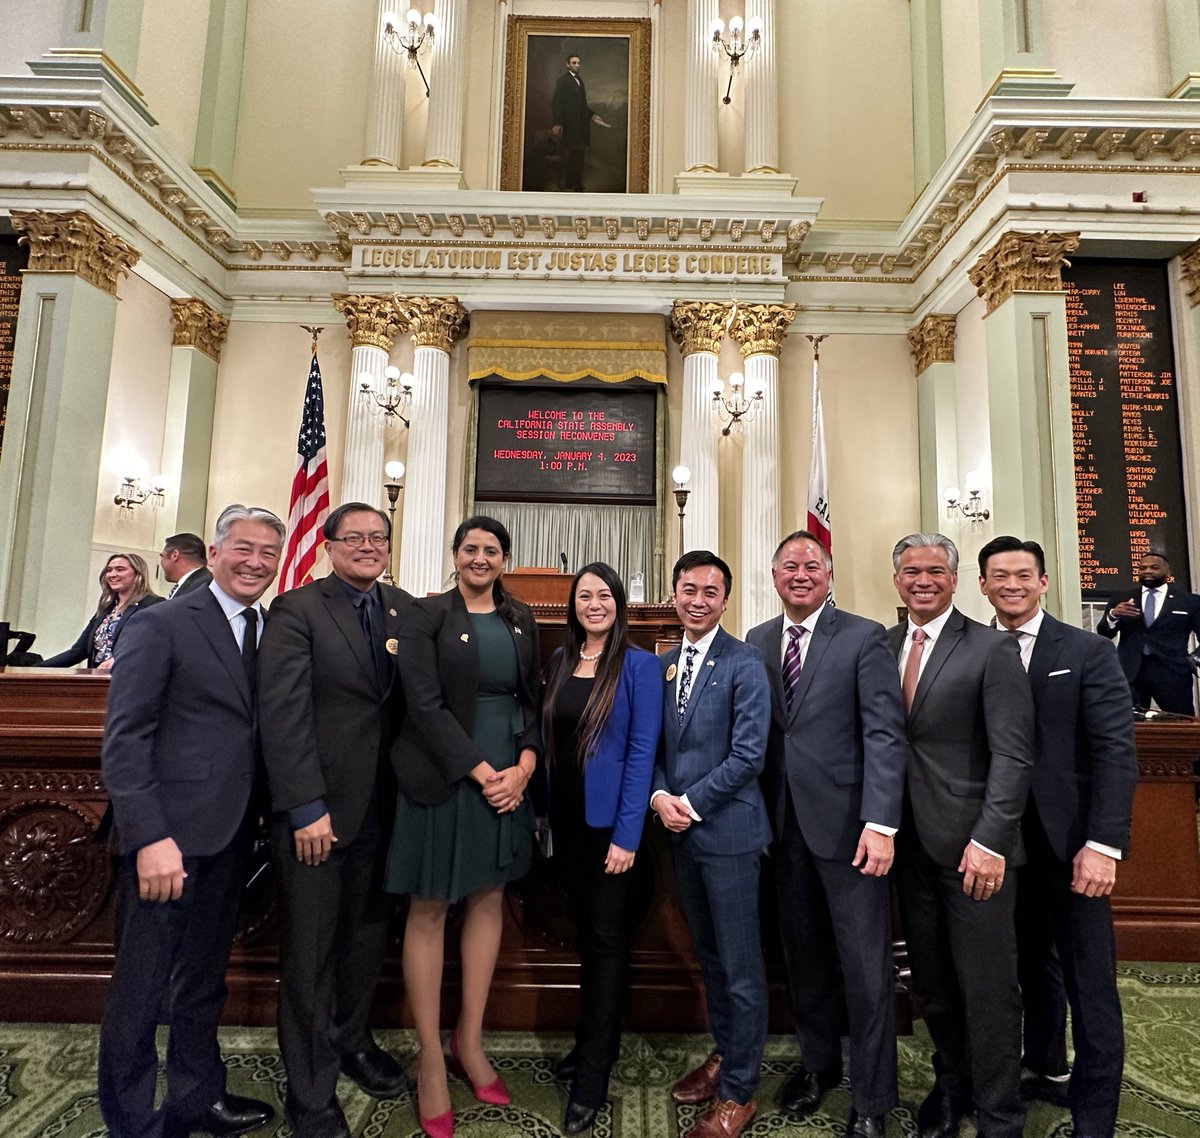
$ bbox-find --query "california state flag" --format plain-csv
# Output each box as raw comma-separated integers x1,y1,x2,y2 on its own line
806,364,831,552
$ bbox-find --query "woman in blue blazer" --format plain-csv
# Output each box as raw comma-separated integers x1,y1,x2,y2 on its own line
538,561,662,1133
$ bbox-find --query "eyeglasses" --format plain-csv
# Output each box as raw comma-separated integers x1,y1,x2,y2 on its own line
329,533,389,548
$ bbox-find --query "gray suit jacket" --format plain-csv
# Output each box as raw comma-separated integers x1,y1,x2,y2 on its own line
887,607,1035,868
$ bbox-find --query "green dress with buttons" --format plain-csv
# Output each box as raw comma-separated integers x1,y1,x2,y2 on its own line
386,610,534,902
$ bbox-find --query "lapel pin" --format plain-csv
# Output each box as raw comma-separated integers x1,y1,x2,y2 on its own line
665,663,677,681
389,608,397,617
514,626,523,635
386,638,399,655
460,633,470,643
706,659,716,667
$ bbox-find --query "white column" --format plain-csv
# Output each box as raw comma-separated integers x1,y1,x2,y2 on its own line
344,344,388,506
739,352,781,630
744,0,778,172
680,352,720,555
424,0,466,168
398,346,451,594
362,0,406,165
684,0,720,171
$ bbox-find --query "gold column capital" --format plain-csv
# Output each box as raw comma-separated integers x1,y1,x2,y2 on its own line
727,302,798,359
332,293,404,350
394,296,469,352
169,298,229,361
10,209,139,296
669,301,732,357
907,313,957,375
968,230,1080,315
1181,239,1200,309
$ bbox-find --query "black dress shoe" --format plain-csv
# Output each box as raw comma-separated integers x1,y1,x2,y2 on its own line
284,1093,351,1138
564,1100,598,1134
554,1050,579,1082
845,1109,887,1138
341,1044,408,1097
915,1089,964,1138
779,1065,840,1117
1020,1067,1070,1107
164,1093,274,1137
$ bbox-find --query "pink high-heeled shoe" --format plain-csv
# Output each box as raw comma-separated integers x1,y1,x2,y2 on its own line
448,1029,510,1106
416,1060,454,1138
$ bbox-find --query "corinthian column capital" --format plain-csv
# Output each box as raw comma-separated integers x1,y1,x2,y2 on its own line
907,313,957,375
670,301,731,357
11,209,139,296
394,295,469,352
332,293,404,350
968,230,1080,315
169,298,230,361
728,302,797,358
1181,239,1200,308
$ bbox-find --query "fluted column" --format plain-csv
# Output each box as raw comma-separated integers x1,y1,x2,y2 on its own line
683,0,720,171
394,297,468,595
362,0,407,165
670,302,729,556
744,0,778,172
730,303,796,632
424,0,466,169
907,314,959,532
332,294,403,507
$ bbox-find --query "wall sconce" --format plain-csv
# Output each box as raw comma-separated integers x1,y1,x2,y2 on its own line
710,14,764,104
711,370,765,436
944,471,990,532
672,464,691,554
382,8,437,96
382,460,405,584
114,474,165,519
360,365,414,427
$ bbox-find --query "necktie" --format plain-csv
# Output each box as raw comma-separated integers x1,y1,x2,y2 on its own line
1007,627,1030,672
240,608,258,695
677,645,698,724
902,627,927,712
167,582,179,599
357,591,390,690
782,625,806,706
1143,588,1157,627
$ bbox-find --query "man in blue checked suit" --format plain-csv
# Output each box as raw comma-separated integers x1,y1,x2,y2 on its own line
652,550,772,1138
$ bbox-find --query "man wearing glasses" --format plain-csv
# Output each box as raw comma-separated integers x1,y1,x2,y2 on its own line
259,502,413,1138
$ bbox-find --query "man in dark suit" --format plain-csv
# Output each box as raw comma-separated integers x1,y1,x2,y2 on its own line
159,532,213,598
747,532,906,1138
888,532,1034,1138
551,53,609,191
1097,550,1200,714
258,502,414,1138
979,536,1137,1138
98,504,284,1138
652,550,771,1138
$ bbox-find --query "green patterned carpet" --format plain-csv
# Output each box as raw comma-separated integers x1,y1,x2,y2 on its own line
1,963,1198,1137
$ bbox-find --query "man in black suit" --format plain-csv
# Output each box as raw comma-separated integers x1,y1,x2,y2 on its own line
159,532,213,598
258,502,414,1138
747,532,906,1138
979,536,1137,1138
98,504,284,1138
551,53,609,191
1098,550,1200,714
888,532,1034,1138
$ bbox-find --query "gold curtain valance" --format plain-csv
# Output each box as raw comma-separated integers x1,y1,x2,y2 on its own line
467,311,667,384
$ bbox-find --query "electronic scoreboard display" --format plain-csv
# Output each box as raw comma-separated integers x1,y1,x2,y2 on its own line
474,381,657,504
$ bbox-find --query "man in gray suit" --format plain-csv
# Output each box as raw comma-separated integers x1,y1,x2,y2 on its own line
652,550,771,1138
747,532,906,1138
888,533,1034,1138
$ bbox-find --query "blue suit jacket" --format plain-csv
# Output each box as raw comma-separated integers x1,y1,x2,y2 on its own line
652,627,772,857
1098,582,1200,680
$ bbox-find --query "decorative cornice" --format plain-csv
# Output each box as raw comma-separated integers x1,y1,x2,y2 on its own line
10,209,138,295
1181,240,1200,308
727,303,797,358
907,313,957,374
394,296,469,352
169,298,229,360
669,301,731,357
968,230,1080,314
331,293,403,350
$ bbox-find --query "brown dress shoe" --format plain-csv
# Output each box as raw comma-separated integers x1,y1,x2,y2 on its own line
671,1053,723,1104
685,1098,757,1138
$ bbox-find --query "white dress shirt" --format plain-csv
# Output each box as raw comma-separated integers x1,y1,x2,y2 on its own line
208,581,264,650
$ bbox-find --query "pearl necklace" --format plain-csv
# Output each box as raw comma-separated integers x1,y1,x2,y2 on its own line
579,647,604,662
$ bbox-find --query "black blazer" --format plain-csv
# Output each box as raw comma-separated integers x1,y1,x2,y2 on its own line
1027,612,1138,859
258,574,413,845
394,587,541,807
552,70,594,147
101,587,257,856
40,594,165,668
1098,582,1200,680
171,566,213,598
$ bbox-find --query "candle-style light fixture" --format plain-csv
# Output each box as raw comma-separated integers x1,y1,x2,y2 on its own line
114,474,166,518
944,470,990,532
382,8,438,97
711,369,766,436
382,460,405,584
360,365,414,427
710,13,764,104
672,464,692,555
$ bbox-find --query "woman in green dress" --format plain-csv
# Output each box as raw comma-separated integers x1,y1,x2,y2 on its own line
387,516,540,1138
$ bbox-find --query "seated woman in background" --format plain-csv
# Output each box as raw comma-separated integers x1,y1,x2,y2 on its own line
538,561,662,1134
39,552,163,670
386,516,540,1138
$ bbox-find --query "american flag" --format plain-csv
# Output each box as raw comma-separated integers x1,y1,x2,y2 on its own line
805,334,831,556
278,350,330,592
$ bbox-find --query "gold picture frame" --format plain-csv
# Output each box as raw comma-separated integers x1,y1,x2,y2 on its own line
500,16,651,194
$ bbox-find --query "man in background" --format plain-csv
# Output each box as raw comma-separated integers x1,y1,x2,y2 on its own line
551,53,610,191
159,532,211,599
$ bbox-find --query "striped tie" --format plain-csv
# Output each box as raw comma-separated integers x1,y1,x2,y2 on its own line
782,625,805,706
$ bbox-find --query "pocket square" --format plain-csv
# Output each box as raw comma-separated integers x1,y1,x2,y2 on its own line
1048,668,1071,677
1171,609,1188,615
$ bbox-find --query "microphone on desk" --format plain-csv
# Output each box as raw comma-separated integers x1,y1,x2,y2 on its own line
560,552,569,573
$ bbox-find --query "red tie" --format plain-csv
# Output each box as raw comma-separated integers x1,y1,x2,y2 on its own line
902,627,928,711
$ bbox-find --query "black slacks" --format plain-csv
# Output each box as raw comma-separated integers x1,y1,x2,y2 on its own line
1131,655,1194,715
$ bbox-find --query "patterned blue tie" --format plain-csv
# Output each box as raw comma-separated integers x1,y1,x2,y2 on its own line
677,645,698,724
1143,588,1157,627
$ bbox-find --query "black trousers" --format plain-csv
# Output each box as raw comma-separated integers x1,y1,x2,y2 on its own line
556,820,638,1108
272,796,392,1116
896,831,1024,1138
1016,814,1124,1138
98,832,249,1138
1132,655,1194,715
772,798,898,1115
